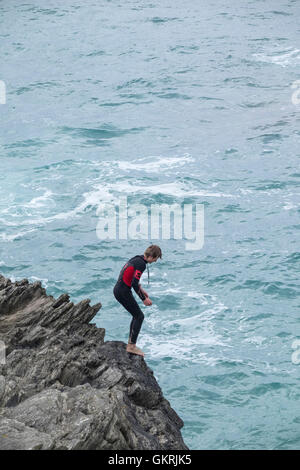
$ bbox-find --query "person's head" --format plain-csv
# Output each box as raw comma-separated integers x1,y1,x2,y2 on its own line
144,244,162,263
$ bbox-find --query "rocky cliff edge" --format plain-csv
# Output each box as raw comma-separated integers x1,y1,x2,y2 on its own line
0,274,188,450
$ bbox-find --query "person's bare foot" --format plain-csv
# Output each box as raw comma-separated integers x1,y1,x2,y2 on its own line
126,343,145,357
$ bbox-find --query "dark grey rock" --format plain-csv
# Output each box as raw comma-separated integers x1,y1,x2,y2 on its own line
0,274,188,450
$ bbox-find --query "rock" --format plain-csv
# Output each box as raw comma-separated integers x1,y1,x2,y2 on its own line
0,417,54,450
0,274,188,450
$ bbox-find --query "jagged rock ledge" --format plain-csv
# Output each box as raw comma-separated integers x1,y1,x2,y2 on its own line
0,274,188,450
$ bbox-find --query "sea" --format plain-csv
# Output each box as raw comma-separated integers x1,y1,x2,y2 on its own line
0,0,299,450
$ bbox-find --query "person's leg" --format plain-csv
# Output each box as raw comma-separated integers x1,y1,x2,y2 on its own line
128,307,144,344
129,317,134,343
126,307,145,356
119,293,144,344
114,287,145,356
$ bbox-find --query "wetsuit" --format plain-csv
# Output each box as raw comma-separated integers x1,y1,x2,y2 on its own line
113,255,148,344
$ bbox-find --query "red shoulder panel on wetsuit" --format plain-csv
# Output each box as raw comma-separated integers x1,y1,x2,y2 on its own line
122,265,135,286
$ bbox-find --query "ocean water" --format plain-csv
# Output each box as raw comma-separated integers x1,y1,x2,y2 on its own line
0,0,300,450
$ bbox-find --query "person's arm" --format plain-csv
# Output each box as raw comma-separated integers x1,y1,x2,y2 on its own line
131,259,146,301
139,286,149,298
132,274,146,300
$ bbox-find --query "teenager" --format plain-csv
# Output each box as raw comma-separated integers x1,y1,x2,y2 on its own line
113,245,162,357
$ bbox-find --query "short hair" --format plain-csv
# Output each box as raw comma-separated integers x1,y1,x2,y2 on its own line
144,244,162,259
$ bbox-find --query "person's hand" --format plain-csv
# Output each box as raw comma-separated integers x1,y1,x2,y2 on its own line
143,297,152,306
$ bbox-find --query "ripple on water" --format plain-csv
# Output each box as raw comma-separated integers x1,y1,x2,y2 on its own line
231,280,299,299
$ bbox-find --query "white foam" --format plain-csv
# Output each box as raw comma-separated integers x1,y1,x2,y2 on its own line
24,190,54,208
139,330,228,364
0,228,37,242
253,48,300,67
244,336,266,346
238,188,253,195
158,286,185,294
82,154,194,173
117,154,194,172
93,180,237,200
137,288,230,363
283,201,299,210
0,185,115,230
186,291,218,305
0,155,237,241
28,276,48,288
165,303,227,327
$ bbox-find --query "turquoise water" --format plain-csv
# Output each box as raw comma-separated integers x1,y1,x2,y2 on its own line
1,0,300,450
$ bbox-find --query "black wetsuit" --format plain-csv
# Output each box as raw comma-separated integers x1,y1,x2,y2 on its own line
113,255,148,344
